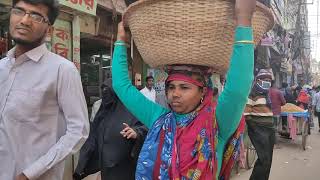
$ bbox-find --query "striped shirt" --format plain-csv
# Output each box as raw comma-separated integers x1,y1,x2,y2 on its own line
244,95,273,117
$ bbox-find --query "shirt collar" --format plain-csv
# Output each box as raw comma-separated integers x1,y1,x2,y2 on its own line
7,43,48,63
7,47,16,59
25,43,48,62
145,87,154,91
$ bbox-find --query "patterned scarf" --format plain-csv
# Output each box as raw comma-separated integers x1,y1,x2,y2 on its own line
136,90,245,180
220,117,245,180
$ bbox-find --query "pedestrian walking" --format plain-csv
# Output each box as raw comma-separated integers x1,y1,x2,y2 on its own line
269,80,286,147
312,86,320,132
281,82,295,104
74,79,148,180
111,0,256,178
244,69,275,180
0,0,89,179
140,76,156,102
297,88,311,110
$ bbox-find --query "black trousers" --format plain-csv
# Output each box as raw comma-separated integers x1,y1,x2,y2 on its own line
100,160,136,180
247,121,275,180
316,111,320,128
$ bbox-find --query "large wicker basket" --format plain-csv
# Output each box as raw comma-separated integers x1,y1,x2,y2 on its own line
123,0,274,74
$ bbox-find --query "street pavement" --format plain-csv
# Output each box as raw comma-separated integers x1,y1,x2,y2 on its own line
64,119,320,180
232,118,320,180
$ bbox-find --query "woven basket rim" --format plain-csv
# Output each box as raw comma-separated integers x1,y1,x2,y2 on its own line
122,0,275,72
123,0,274,31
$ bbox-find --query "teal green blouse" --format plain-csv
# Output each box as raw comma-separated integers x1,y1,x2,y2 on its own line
112,26,254,176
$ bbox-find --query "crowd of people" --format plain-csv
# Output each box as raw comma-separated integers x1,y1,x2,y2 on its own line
281,82,320,132
1,0,317,180
243,71,320,180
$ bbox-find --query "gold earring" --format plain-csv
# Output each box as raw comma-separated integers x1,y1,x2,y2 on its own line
200,97,204,104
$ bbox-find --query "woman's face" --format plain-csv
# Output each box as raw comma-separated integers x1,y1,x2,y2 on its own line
166,80,205,114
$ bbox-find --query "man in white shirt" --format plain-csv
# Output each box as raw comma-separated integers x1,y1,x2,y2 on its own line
140,76,156,102
0,0,89,180
312,86,320,132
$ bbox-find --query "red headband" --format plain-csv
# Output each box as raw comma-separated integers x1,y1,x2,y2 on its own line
165,73,204,87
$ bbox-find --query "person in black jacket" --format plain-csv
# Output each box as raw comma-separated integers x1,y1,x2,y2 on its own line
281,82,295,104
73,78,148,180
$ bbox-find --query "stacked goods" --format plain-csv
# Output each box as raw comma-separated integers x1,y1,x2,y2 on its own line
123,0,274,74
281,103,305,113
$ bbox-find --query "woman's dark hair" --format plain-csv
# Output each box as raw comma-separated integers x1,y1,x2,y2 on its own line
13,0,59,25
165,75,205,94
213,87,219,96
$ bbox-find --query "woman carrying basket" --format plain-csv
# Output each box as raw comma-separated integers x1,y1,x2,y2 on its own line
112,0,256,179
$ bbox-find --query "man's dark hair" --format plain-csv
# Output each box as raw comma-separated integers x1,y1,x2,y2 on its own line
146,76,154,82
295,86,302,91
282,82,288,88
13,0,59,25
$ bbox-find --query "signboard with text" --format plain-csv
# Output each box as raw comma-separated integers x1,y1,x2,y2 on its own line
59,0,97,16
52,19,72,61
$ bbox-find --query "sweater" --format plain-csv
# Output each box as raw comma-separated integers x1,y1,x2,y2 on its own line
112,26,254,176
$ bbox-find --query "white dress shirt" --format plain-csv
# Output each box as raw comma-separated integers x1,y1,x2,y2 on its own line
313,92,320,112
140,87,156,102
0,44,89,180
90,99,102,122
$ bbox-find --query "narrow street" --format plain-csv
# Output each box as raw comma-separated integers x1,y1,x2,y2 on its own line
232,119,320,180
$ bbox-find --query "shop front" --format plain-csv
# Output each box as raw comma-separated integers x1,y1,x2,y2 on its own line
0,0,12,58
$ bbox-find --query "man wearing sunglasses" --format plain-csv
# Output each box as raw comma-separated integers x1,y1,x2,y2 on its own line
0,0,89,180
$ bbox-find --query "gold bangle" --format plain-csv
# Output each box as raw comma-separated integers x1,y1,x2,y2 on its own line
235,40,254,44
114,42,126,46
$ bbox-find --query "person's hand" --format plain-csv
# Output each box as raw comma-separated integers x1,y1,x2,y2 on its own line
235,0,256,26
15,173,28,180
120,123,138,139
117,21,126,42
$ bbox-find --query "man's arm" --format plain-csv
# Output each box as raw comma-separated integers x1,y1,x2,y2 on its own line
22,64,89,179
216,27,254,140
313,94,319,111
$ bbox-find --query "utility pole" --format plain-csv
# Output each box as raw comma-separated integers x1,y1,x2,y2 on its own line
316,0,319,59
291,0,303,85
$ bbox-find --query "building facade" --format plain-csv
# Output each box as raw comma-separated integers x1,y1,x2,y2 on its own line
255,0,311,88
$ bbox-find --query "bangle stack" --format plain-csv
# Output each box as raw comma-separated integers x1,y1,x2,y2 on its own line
114,41,126,46
235,40,254,44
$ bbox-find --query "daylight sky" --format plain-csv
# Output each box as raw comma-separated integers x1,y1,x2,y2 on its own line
308,0,320,61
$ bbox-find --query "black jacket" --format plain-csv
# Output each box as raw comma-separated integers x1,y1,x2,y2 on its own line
74,99,148,179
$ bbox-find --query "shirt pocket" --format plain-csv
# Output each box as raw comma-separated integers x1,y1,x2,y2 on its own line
5,89,43,123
